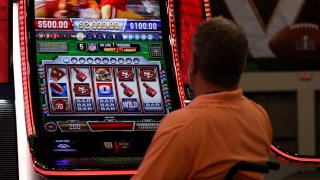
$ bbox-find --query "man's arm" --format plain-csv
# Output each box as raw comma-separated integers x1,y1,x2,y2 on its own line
131,115,194,180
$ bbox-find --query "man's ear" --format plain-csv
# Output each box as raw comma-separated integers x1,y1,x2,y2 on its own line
189,53,199,75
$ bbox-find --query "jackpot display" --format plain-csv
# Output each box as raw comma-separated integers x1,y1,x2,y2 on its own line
33,0,174,133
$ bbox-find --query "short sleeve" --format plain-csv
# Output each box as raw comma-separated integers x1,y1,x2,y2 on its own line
131,114,194,180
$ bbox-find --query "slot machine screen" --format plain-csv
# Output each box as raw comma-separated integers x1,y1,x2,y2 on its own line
26,0,182,171
30,0,177,134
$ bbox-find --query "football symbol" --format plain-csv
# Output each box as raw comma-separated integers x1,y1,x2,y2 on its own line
269,23,320,60
50,82,63,94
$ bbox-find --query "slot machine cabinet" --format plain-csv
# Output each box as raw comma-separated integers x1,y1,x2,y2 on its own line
177,0,212,100
0,0,9,83
16,0,186,178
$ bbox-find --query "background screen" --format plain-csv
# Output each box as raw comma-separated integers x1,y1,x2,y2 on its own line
211,0,320,72
33,0,172,133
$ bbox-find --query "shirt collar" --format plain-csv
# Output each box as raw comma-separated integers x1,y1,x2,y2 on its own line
188,89,244,106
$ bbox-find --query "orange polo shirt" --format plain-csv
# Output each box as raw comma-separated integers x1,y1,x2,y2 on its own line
131,89,272,180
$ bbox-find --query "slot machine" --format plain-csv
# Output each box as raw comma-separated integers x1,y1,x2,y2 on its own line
16,0,186,177
177,0,212,100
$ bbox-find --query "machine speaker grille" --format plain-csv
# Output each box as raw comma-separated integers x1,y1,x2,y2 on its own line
0,99,18,180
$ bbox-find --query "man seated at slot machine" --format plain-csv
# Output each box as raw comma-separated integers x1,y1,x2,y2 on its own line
132,17,273,180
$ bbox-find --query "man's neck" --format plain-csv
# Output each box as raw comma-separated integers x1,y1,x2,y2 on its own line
194,84,238,97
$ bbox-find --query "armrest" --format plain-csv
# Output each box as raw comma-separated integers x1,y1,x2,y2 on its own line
224,161,280,180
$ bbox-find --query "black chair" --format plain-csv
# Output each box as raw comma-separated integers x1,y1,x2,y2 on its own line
224,161,280,180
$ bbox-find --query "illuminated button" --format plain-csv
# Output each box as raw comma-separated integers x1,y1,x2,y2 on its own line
38,71,45,79
67,34,72,39
52,33,59,39
102,58,109,64
44,122,58,132
38,32,44,39
148,34,153,40
104,142,113,149
160,70,166,74
160,73,167,78
165,99,171,103
96,33,104,40
38,64,44,69
79,58,86,64
125,58,132,64
153,34,160,40
141,34,147,40
39,85,45,92
105,33,113,40
71,58,78,64
161,78,167,82
164,93,170,99
63,57,70,63
38,71,44,75
59,34,65,38
115,33,123,40
134,34,140,40
162,86,169,91
110,58,117,64
41,106,48,111
76,33,85,41
122,34,128,40
45,33,51,39
128,34,134,40
86,33,94,40
40,104,47,109
95,58,101,64
57,144,70,149
87,58,93,64
133,58,140,64
118,58,124,64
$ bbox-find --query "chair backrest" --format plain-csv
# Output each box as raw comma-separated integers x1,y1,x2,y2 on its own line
224,161,280,180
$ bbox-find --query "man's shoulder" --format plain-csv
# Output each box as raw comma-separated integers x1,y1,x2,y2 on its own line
158,105,209,131
245,98,269,116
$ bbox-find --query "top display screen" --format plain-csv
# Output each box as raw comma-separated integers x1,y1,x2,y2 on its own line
32,0,173,133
